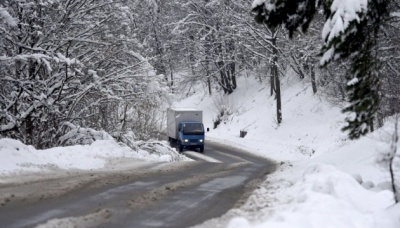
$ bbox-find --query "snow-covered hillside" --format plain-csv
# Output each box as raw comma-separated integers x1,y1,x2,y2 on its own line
172,75,400,228
0,72,398,228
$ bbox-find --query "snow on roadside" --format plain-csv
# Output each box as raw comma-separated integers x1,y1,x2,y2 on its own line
228,164,398,228
174,74,400,227
35,209,111,228
0,138,189,177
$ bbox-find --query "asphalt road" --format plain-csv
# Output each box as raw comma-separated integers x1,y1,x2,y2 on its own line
0,141,275,228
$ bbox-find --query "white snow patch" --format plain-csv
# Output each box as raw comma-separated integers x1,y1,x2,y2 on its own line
227,164,397,228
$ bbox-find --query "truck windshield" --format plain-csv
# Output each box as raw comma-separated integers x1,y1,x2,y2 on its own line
182,123,204,135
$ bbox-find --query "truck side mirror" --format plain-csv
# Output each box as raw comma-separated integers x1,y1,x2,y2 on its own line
207,127,209,132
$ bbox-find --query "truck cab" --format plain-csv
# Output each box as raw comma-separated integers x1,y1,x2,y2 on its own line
177,122,205,152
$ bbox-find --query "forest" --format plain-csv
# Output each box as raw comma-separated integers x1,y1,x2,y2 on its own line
1,0,399,149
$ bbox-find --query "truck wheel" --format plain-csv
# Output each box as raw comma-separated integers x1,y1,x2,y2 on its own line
178,141,183,153
199,146,204,153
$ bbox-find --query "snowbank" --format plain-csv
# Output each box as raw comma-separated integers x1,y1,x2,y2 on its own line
228,164,399,228
0,138,188,176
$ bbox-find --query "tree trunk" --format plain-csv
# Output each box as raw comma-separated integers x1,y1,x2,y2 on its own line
227,39,237,89
25,116,33,145
230,62,237,89
311,64,317,94
168,57,174,88
215,61,233,94
271,37,282,124
205,60,212,95
389,116,399,203
338,74,346,101
214,36,234,94
207,73,212,96
170,70,174,87
270,67,275,96
152,21,167,82
117,104,128,142
274,64,282,124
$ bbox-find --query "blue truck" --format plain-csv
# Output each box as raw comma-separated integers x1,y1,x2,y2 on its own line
167,108,205,153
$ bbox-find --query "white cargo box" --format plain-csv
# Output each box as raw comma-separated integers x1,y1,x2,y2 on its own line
167,108,203,139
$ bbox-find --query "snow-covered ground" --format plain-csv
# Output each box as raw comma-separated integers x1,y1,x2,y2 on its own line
0,137,189,178
1,73,399,227
173,74,400,228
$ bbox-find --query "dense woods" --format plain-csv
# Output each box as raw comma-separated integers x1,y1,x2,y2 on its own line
1,0,400,148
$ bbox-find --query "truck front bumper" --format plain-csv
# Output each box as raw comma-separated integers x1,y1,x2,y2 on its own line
181,139,204,146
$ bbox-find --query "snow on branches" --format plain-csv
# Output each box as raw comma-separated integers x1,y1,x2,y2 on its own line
0,0,170,148
252,0,391,139
0,7,18,27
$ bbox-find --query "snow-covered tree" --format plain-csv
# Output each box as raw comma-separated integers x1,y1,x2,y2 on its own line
172,0,242,95
0,0,170,148
376,2,400,126
252,0,391,139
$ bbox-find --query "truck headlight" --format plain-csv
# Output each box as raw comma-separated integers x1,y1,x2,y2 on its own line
184,139,189,142
199,139,203,142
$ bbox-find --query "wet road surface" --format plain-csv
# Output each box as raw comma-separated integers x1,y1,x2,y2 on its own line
0,141,275,228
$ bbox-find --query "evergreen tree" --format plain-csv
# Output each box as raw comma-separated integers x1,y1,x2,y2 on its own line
252,0,391,139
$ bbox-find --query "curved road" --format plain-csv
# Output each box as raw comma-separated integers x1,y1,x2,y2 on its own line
0,141,275,228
